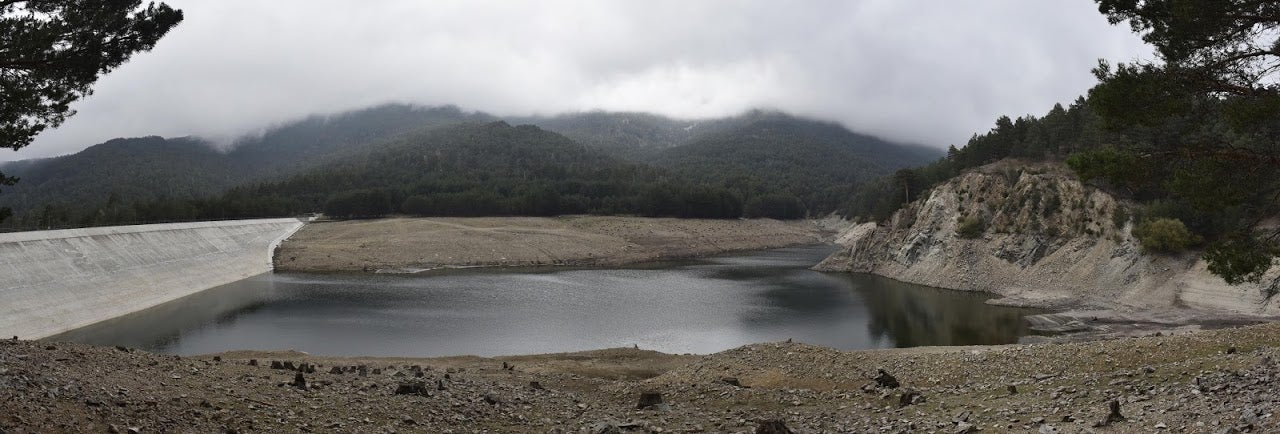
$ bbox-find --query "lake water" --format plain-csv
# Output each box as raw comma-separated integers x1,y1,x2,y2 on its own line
51,245,1043,357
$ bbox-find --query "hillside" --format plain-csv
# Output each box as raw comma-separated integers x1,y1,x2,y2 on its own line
816,161,1280,328
0,105,939,228
654,115,940,214
0,105,491,228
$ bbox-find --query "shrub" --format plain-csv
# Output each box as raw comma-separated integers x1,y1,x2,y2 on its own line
956,215,986,239
1112,206,1129,228
1132,218,1201,253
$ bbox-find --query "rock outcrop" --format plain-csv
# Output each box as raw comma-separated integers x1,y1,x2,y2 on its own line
816,161,1280,318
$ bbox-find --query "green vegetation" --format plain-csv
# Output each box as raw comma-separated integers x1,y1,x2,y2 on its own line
1133,218,1200,253
956,215,986,239
841,1,1280,285
0,0,184,221
1,106,937,229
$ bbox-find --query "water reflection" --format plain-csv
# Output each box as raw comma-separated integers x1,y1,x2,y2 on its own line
49,245,1043,356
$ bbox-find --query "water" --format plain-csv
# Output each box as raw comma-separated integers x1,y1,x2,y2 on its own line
50,245,1043,357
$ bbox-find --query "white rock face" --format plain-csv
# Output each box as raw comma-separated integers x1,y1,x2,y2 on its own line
0,218,306,339
816,162,1280,317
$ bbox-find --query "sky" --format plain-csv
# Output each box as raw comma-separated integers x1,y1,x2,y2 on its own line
8,0,1154,161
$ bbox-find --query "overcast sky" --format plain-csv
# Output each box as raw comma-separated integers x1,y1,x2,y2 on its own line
8,0,1153,161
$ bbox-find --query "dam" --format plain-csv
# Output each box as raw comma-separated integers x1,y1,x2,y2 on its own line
0,218,306,340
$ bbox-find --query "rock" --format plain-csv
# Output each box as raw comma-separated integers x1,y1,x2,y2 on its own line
954,421,976,433
1093,399,1125,427
636,391,664,409
583,420,621,434
212,356,221,362
282,361,296,371
291,372,307,390
1227,346,1238,354
1007,384,1018,395
1038,425,1058,434
755,419,794,434
483,393,502,405
529,381,544,390
874,368,900,388
270,361,283,370
394,381,429,396
329,366,344,374
401,415,416,425
248,359,258,367
898,389,925,407
436,379,447,390
721,377,744,387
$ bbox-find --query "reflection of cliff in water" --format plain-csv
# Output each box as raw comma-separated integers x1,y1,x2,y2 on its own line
843,273,1042,347
46,274,277,350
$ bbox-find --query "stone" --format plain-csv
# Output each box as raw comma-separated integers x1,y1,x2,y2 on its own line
436,379,447,391
529,381,544,390
212,356,221,362
291,372,307,390
899,389,925,407
583,420,621,434
954,421,976,433
329,366,344,374
1094,399,1125,427
1007,384,1018,395
875,369,900,388
721,377,744,387
636,391,664,409
1226,346,1238,354
755,419,794,434
394,381,429,396
270,361,283,370
483,393,502,405
247,359,258,367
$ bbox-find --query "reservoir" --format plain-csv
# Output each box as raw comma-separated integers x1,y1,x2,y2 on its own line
50,245,1042,357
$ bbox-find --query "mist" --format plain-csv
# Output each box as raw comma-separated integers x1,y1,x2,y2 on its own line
9,0,1152,161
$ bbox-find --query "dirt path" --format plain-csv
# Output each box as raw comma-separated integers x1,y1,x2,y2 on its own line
274,216,830,273
7,323,1280,432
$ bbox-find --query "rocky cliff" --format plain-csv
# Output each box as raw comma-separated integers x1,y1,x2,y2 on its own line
816,161,1280,319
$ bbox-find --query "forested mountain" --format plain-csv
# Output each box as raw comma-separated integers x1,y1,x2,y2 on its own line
654,115,940,215
0,105,491,227
0,104,939,229
0,136,235,221
129,122,754,221
512,111,723,160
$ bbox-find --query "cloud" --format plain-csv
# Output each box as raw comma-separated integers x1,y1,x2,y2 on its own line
8,0,1152,160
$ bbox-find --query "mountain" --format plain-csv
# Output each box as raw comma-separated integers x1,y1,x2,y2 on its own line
652,113,941,213
188,121,749,220
0,104,491,224
0,104,943,228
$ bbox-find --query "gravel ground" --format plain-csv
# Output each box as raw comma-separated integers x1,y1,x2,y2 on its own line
274,216,828,273
3,322,1279,433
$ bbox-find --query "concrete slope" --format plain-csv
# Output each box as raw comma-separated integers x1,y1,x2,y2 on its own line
0,218,306,339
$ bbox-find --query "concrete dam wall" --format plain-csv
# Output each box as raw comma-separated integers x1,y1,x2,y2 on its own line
0,218,306,340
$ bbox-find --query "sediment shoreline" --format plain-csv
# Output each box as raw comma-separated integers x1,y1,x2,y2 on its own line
274,216,834,273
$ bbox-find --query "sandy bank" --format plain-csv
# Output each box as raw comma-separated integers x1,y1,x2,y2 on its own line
274,216,830,273
11,322,1280,432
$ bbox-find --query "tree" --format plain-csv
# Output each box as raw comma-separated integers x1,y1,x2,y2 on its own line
1,0,183,219
1081,0,1280,284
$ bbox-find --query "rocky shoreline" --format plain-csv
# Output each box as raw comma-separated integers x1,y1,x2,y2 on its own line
5,322,1280,433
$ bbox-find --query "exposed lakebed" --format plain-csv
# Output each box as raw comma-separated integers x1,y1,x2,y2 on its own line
52,245,1043,356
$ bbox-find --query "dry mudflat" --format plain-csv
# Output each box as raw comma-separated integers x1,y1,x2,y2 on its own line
274,216,830,273
4,322,1280,433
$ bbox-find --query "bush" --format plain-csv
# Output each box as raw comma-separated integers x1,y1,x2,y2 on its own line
1132,218,1201,253
956,215,986,239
